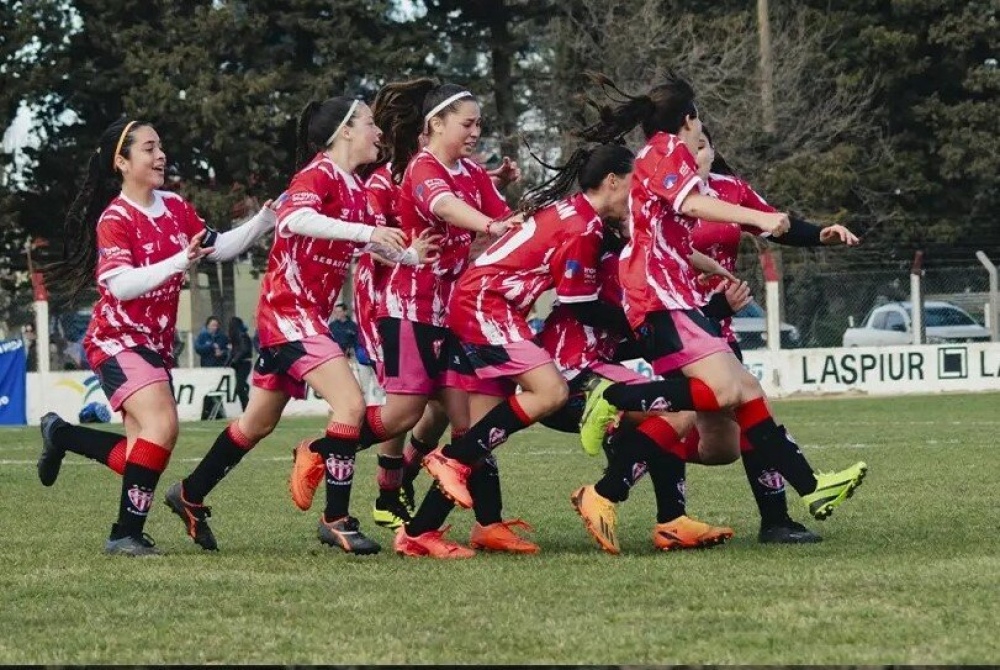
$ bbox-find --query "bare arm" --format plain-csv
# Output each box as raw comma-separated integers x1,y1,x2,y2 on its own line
680,192,790,236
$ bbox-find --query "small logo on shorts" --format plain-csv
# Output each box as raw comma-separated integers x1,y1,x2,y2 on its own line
326,456,355,483
487,427,508,448
644,397,670,412
757,470,786,491
127,486,153,513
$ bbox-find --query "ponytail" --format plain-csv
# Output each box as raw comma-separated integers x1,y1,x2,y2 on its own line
519,142,634,215
370,77,439,183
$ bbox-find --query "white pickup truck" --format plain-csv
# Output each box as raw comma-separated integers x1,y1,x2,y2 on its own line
842,301,991,346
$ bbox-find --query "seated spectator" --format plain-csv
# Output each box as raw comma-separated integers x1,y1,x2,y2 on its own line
329,302,358,359
194,316,230,367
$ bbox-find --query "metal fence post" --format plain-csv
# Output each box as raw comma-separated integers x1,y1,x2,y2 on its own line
976,251,999,342
910,251,924,345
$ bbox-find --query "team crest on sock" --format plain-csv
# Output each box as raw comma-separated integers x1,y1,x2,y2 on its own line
325,455,355,484
127,486,154,515
757,470,786,491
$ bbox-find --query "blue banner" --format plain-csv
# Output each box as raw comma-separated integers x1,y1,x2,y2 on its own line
0,338,27,425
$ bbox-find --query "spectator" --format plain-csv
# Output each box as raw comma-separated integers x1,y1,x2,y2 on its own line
227,316,253,411
22,323,38,372
194,316,230,367
328,302,358,359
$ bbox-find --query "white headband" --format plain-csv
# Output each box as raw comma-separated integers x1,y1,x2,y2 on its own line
424,91,475,126
326,99,360,146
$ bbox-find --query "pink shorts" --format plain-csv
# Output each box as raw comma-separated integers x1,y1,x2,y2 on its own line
589,361,647,384
639,309,731,375
376,318,448,396
447,339,552,398
252,334,345,400
94,347,173,412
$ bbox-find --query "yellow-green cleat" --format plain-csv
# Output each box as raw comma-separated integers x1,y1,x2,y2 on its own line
802,461,868,520
578,378,618,456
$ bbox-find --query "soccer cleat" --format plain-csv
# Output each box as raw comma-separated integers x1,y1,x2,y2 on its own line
422,448,473,509
372,492,413,529
400,481,417,518
164,482,218,551
651,515,734,551
394,525,475,559
104,525,161,557
579,378,618,456
758,519,823,544
570,485,619,555
469,519,540,554
318,515,381,555
289,440,324,511
802,461,868,520
38,412,70,487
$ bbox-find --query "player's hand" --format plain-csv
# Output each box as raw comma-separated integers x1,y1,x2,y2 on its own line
185,230,214,264
723,279,752,312
487,212,524,236
757,212,790,237
820,224,860,246
411,229,442,264
372,226,407,253
488,156,522,189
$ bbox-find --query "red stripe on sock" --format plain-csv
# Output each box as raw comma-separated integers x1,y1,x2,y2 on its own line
364,406,388,441
327,421,361,441
689,379,721,411
107,439,127,475
127,438,171,472
739,432,754,453
451,428,468,441
509,396,533,426
636,416,681,454
735,397,772,430
227,422,255,450
680,427,703,464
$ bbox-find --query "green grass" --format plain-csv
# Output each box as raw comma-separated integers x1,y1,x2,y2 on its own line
1,392,998,664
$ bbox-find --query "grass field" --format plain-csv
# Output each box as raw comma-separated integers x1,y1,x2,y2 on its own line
1,392,998,664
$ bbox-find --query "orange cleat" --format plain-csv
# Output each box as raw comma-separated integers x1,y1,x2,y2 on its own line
394,525,476,559
422,448,473,509
289,440,324,511
651,515,734,551
570,485,619,555
469,519,539,554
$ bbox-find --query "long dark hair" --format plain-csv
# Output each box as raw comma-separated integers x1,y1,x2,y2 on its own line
45,116,152,304
701,126,736,177
294,95,362,169
574,71,698,144
519,143,635,215
372,79,476,183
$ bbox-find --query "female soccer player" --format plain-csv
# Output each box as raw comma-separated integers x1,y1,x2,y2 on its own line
166,96,435,555
686,126,860,543
565,73,867,552
37,117,276,555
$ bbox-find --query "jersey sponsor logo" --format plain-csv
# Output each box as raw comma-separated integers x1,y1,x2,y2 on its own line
275,191,290,207
325,455,355,483
564,259,582,278
662,174,678,190
680,162,692,177
127,485,154,513
289,192,320,206
99,246,128,258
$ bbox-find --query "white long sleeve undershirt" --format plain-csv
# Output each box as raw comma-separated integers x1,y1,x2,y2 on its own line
206,206,277,261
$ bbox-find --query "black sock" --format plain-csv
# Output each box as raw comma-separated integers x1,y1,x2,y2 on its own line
603,378,721,413
182,424,254,504
406,484,455,536
740,445,791,526
470,455,502,526
646,450,687,523
442,398,532,465
311,435,357,521
743,420,816,495
115,439,170,538
403,436,435,487
57,424,124,466
594,423,663,503
376,454,404,504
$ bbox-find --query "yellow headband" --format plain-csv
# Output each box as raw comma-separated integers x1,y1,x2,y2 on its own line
113,120,138,170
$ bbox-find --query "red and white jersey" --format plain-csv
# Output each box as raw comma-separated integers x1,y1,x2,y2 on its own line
538,246,623,377
619,132,706,329
85,190,205,369
381,150,510,327
354,163,399,362
256,153,379,347
692,172,774,339
449,193,604,345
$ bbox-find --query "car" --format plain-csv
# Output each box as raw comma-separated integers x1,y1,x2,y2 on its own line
730,302,801,349
842,300,990,347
